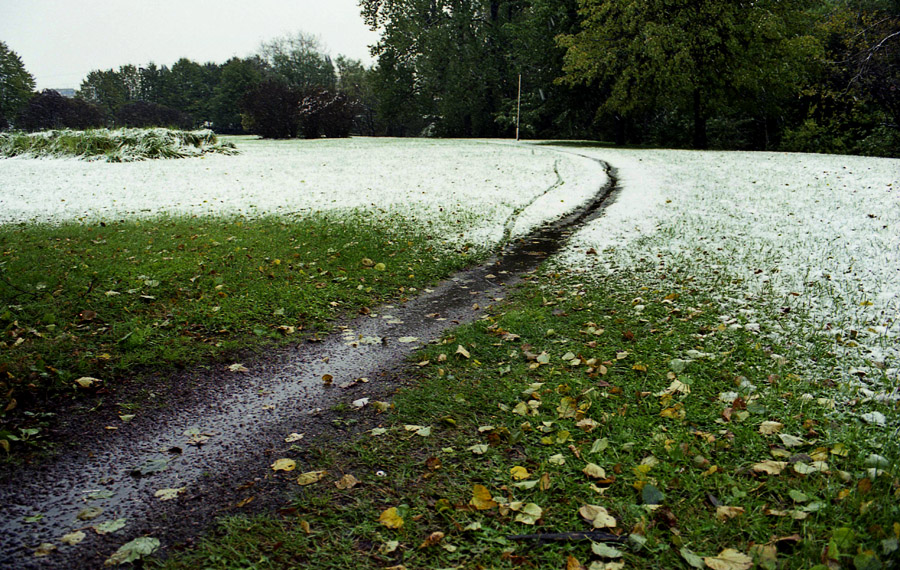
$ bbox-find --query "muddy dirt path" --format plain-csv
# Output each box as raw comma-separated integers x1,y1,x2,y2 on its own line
0,154,619,569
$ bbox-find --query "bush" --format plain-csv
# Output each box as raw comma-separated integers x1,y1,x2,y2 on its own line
17,90,105,131
0,128,237,162
298,89,358,138
117,101,194,130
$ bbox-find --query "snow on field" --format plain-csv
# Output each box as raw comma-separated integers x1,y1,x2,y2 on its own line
0,137,607,249
551,146,900,400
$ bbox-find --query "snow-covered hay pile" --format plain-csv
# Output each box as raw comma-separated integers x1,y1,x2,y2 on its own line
0,137,607,248
553,146,900,400
0,128,237,162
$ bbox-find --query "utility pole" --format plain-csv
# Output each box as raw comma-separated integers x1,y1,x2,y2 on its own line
515,74,522,141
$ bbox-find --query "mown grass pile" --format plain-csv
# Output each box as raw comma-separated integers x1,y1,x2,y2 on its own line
0,212,475,453
0,128,237,162
161,264,898,570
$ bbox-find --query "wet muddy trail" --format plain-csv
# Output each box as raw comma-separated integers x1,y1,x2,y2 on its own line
0,156,619,569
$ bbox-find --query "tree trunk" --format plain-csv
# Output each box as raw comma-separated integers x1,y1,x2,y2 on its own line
692,88,708,149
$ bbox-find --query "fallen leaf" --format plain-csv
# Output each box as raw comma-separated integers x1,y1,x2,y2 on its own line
680,546,705,568
591,542,624,558
752,460,787,475
34,543,56,557
455,345,471,359
154,487,186,501
285,432,304,443
378,507,404,529
514,503,542,525
296,470,327,486
227,363,248,373
272,458,297,472
75,376,101,388
419,531,445,548
511,466,531,480
335,474,360,490
93,518,127,535
641,484,665,505
703,548,753,570
470,484,498,510
716,506,745,521
583,463,607,479
549,454,566,465
103,537,160,566
77,506,104,521
579,504,616,528
778,433,804,447
567,555,586,570
61,530,86,546
398,336,419,343
322,374,333,384
468,444,488,455
759,421,784,435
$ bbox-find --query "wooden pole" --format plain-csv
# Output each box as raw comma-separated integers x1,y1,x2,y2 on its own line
516,74,522,141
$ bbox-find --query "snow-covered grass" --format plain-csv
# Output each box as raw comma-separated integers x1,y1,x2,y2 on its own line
0,136,607,251
549,145,900,405
0,128,236,162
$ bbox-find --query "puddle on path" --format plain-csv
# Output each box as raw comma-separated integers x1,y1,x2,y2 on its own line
0,159,618,569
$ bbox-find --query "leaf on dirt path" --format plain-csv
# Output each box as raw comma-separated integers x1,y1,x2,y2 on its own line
322,374,334,384
778,433,804,447
583,463,607,479
471,484,498,510
703,548,753,570
591,542,624,558
511,466,531,480
680,546,706,568
455,345,471,359
716,506,745,521
419,531,445,548
271,458,297,472
154,487,186,501
93,518,127,535
335,474,360,490
352,397,370,409
398,336,419,343
77,506,104,521
103,536,160,566
378,507,404,529
285,432,304,443
297,470,327,486
752,460,787,475
759,421,784,435
579,505,616,528
61,530,87,546
227,363,248,373
514,503,542,525
34,543,57,557
75,376,101,389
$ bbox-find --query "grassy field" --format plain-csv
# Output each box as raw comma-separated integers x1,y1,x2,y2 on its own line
0,211,477,455
158,263,898,569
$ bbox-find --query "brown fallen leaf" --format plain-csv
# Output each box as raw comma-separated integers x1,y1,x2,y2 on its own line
335,474,360,490
715,506,745,521
704,548,753,570
419,531,445,548
297,470,327,486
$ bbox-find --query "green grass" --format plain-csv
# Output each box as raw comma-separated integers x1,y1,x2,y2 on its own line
158,262,899,569
0,128,236,161
0,211,477,452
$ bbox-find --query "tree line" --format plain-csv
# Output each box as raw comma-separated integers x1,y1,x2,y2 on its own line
1,0,898,154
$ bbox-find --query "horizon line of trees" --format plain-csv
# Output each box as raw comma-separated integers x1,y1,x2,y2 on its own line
2,0,898,156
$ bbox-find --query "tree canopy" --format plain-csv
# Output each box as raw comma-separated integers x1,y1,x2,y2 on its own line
0,41,36,130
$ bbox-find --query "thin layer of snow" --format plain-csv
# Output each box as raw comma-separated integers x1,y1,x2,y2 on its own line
0,137,607,251
549,146,900,399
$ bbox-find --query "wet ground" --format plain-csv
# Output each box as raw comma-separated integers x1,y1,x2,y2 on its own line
0,156,619,569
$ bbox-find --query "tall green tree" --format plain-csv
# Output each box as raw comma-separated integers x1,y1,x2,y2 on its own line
211,57,264,133
559,0,820,148
257,32,337,90
0,41,36,130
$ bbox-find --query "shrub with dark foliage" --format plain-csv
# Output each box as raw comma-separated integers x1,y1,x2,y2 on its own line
298,89,358,138
18,90,105,131
239,79,302,139
117,101,194,130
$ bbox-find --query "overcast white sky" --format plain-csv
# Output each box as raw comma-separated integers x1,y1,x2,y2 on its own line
0,0,381,90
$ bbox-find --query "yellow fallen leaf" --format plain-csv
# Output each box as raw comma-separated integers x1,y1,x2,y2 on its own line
660,403,685,419
704,548,753,570
61,531,86,546
154,487,186,501
514,503,542,525
419,531,445,548
557,397,578,418
33,543,56,557
74,376,101,388
296,470,327,486
583,463,607,479
271,458,297,472
300,520,311,534
567,554,585,570
470,484,498,510
455,345,471,359
335,474,360,490
579,504,616,528
716,506,745,521
378,507,404,529
227,363,248,373
752,460,787,475
510,466,530,480
759,421,784,435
